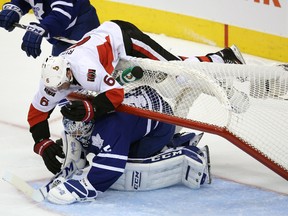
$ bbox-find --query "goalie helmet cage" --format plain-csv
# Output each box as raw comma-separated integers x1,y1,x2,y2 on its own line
68,58,288,180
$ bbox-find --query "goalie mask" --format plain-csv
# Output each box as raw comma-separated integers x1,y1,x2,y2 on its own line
41,56,71,90
62,117,94,148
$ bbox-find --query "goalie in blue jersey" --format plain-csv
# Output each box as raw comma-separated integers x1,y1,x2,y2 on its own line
0,0,100,57
46,85,211,205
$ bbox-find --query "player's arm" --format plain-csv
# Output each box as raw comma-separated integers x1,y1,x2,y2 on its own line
0,0,31,32
61,67,125,121
28,104,65,175
61,88,124,121
40,0,75,38
28,87,68,174
21,1,77,58
9,0,31,13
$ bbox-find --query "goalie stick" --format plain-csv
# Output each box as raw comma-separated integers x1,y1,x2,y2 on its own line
14,23,77,44
2,171,44,202
2,161,78,202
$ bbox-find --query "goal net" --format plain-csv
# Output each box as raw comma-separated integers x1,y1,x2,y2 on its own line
70,58,288,180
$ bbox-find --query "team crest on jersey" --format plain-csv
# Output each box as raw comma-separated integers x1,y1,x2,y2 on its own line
87,69,96,82
31,3,44,20
91,134,104,149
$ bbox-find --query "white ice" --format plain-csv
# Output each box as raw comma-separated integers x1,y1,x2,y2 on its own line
0,15,287,216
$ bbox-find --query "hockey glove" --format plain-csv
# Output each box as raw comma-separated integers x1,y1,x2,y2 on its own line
0,4,22,31
34,139,65,174
61,100,95,122
21,22,47,58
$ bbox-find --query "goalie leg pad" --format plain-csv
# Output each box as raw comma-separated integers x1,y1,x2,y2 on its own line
112,156,183,191
111,146,211,191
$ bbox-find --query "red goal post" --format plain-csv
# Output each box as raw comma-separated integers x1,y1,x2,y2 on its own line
69,58,288,180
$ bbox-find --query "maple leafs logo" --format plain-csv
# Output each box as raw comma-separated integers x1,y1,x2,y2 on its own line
91,134,104,149
32,3,45,20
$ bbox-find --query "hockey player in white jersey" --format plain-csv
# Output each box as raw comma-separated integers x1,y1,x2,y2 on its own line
46,85,211,204
28,19,245,176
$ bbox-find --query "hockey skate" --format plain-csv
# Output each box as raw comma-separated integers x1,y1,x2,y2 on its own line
189,132,204,146
180,144,212,188
226,86,250,113
199,145,211,184
218,79,250,113
167,132,204,149
278,64,288,71
213,44,246,64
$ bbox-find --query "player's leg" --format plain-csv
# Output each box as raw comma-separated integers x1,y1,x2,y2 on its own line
183,44,246,64
167,132,204,148
112,144,211,191
111,20,182,61
51,6,100,56
128,122,176,158
112,20,245,64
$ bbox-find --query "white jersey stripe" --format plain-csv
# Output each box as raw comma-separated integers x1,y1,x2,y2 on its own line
145,119,152,136
97,153,128,160
51,1,73,8
92,163,125,173
131,38,168,61
66,18,77,30
52,8,72,19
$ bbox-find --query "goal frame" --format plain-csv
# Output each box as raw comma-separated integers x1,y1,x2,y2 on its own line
68,92,288,180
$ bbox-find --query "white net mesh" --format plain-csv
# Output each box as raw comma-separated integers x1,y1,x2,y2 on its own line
72,59,288,179
113,59,288,178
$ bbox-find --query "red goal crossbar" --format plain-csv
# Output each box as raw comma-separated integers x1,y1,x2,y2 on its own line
68,92,288,180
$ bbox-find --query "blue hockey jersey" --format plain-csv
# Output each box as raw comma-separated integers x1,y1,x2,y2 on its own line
86,86,176,192
10,0,99,43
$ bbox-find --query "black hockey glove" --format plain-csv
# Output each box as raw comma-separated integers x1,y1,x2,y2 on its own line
21,22,47,58
0,4,22,31
61,100,95,122
34,139,65,174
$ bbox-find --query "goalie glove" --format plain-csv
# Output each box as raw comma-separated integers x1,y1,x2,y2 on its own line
0,4,22,31
61,100,96,122
34,139,65,174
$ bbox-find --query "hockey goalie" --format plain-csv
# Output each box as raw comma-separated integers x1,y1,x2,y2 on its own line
46,85,211,204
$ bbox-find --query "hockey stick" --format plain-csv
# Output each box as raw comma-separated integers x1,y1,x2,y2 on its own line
2,161,78,202
13,23,77,44
2,171,45,202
